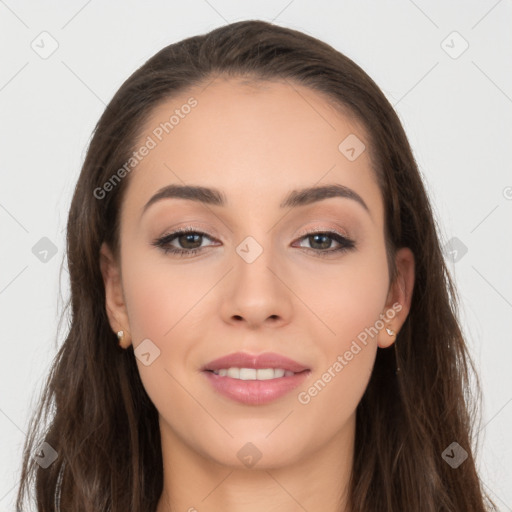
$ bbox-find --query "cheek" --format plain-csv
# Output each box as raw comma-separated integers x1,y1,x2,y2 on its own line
293,245,389,414
121,248,209,341
119,248,215,412
293,244,390,345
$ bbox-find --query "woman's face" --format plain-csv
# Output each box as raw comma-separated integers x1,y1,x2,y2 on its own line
101,77,414,469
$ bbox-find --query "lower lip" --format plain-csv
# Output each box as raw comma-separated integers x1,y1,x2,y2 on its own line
202,370,310,405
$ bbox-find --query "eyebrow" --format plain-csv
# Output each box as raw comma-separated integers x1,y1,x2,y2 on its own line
142,183,370,216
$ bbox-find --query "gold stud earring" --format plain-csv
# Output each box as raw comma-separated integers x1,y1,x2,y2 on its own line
117,330,124,346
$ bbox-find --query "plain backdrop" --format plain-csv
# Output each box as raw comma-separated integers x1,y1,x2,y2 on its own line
1,1,511,510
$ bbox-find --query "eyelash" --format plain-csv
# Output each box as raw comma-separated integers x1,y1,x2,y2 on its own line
152,226,356,258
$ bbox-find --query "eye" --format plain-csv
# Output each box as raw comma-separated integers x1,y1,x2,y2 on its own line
152,228,218,257
293,230,356,257
152,227,356,258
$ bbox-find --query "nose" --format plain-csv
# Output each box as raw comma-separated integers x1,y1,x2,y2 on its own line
219,238,294,330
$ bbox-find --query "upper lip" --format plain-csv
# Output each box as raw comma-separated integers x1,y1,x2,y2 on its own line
202,351,309,373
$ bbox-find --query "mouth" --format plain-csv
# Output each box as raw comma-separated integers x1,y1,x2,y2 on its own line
204,367,307,379
201,351,311,405
202,350,310,373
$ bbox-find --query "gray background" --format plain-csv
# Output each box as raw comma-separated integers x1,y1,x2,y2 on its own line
1,0,511,510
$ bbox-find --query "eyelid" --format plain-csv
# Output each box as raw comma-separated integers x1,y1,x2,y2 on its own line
159,227,220,247
157,223,352,242
153,223,357,259
158,225,350,242
159,223,222,241
294,225,350,240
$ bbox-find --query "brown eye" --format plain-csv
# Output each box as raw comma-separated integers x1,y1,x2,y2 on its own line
152,229,218,257
175,233,203,250
294,231,356,257
306,233,334,250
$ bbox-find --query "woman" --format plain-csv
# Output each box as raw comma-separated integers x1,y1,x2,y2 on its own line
16,19,497,511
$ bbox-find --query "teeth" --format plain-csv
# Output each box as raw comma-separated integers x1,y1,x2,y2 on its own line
227,367,240,379
240,368,256,380
211,367,296,380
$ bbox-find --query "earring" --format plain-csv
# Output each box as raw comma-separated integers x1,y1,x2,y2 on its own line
117,330,124,346
385,327,395,336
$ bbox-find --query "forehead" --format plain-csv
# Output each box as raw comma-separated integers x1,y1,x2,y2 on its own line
122,77,383,225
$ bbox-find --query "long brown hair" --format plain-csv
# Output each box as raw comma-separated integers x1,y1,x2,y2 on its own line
16,20,497,511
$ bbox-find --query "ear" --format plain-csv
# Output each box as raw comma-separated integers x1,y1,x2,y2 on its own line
377,247,415,348
99,242,131,348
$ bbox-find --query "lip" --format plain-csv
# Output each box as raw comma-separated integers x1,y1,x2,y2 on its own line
201,351,311,405
202,351,309,373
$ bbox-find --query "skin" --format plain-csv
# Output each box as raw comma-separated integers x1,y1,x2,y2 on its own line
100,77,415,512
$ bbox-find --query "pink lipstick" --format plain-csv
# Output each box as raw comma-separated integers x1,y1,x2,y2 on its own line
201,351,311,405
